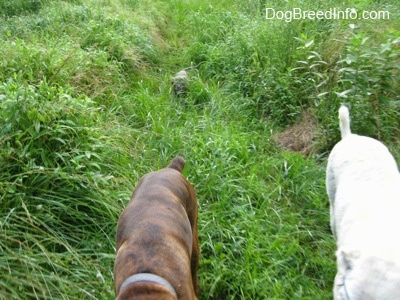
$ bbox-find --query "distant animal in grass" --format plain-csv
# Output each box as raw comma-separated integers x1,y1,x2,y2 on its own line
171,70,189,97
326,105,400,300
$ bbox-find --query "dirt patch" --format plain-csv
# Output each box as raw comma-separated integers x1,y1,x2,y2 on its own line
274,110,319,155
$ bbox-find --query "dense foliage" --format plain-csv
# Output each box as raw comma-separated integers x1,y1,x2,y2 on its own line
1,0,399,299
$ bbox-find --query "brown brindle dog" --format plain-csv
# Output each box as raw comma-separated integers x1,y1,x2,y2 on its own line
114,157,200,300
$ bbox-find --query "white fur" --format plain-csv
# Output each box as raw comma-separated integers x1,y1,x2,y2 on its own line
326,105,400,300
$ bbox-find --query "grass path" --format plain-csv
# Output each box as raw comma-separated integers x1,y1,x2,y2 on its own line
1,0,399,299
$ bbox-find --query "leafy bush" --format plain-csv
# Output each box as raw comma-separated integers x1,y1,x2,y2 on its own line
335,35,400,141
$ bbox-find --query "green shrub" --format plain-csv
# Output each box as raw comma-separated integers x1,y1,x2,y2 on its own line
335,34,400,141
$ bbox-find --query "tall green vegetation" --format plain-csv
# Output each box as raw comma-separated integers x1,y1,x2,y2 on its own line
1,0,399,299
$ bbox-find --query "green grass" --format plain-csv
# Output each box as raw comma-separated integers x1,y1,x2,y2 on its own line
0,0,399,299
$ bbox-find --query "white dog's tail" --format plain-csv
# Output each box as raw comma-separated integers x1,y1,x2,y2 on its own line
339,105,351,139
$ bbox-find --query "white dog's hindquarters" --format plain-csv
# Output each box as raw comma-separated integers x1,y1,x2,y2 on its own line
326,105,400,300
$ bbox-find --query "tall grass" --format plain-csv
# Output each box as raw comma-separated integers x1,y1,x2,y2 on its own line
0,0,398,299
0,79,129,298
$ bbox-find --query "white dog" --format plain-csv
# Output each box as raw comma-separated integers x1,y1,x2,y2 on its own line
326,105,400,300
